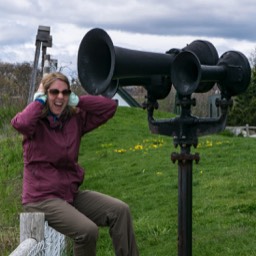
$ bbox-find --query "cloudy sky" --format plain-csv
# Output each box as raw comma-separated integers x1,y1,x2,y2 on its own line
1,0,256,76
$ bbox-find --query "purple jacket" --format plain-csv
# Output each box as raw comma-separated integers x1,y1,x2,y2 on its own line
11,95,117,204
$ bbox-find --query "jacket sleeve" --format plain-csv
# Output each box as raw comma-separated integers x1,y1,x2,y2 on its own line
11,101,44,137
77,95,118,134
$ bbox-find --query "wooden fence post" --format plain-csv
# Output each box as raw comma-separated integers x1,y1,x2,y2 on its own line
20,212,45,243
10,212,45,256
246,124,249,137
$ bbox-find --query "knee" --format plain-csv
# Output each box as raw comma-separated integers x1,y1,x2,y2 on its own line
113,201,132,221
118,201,130,215
74,222,99,244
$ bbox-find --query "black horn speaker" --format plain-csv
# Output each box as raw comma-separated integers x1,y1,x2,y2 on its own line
77,28,174,97
77,28,219,98
171,50,251,97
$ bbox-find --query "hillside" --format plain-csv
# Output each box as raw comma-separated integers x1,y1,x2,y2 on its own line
1,106,256,255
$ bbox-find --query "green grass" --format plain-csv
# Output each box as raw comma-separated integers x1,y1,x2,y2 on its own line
1,106,256,255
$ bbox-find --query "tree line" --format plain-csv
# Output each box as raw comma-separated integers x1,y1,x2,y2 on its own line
0,61,83,108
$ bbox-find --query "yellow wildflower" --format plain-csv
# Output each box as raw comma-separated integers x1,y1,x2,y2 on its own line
114,149,127,153
134,144,143,150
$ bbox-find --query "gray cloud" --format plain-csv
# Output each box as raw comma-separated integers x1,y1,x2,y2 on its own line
0,0,255,65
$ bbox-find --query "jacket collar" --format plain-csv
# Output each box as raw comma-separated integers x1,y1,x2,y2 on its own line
47,111,64,129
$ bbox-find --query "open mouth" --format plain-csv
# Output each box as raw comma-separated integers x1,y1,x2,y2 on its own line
54,102,63,107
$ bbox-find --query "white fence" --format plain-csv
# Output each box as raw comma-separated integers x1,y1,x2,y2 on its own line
10,212,66,256
226,125,256,137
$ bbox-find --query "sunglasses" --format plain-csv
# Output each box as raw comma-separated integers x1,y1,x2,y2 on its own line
48,89,71,96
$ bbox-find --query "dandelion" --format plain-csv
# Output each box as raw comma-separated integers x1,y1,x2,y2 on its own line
206,140,213,147
114,149,127,153
134,144,143,150
113,137,165,154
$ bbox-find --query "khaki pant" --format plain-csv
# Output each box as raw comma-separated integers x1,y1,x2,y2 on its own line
23,190,139,256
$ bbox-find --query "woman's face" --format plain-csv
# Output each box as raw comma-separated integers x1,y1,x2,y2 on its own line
47,79,70,116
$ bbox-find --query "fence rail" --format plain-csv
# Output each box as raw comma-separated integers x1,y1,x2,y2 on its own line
10,238,37,256
10,212,66,256
226,124,256,137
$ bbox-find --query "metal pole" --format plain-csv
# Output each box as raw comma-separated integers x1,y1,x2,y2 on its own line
171,144,200,256
27,40,41,104
27,25,52,104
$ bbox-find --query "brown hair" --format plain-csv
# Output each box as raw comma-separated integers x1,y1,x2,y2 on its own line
41,72,71,92
40,72,75,118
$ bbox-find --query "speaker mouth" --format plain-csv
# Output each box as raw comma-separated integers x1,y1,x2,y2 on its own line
78,28,115,95
171,51,201,96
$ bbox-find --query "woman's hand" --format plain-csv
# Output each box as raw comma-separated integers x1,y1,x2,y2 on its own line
33,83,47,103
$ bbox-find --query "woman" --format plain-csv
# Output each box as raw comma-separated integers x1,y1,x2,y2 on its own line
11,72,139,256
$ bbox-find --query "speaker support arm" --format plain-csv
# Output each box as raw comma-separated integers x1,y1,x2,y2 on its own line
147,94,232,146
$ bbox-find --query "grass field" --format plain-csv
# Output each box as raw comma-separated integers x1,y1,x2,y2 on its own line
1,106,256,255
